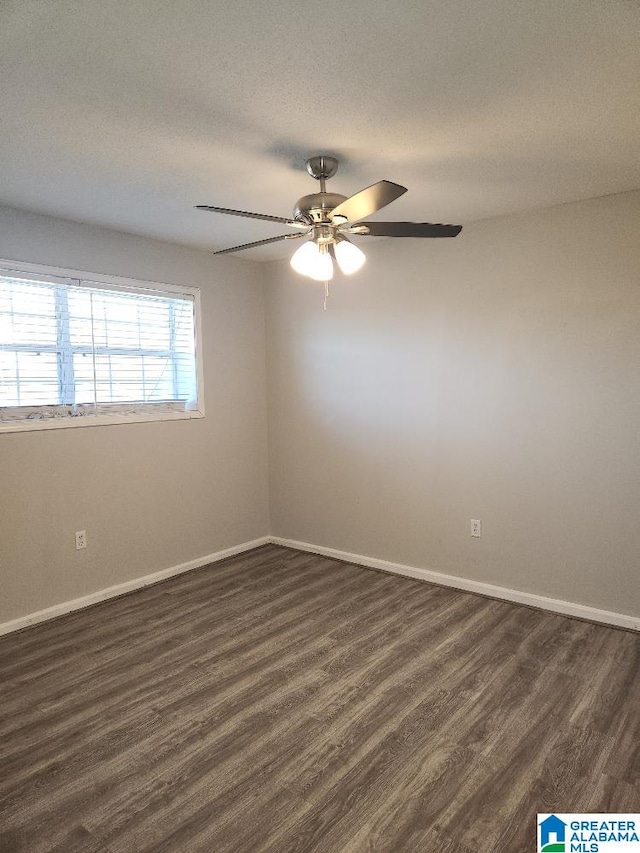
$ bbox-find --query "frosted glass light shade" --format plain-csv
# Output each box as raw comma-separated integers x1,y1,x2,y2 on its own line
290,241,333,281
334,239,366,275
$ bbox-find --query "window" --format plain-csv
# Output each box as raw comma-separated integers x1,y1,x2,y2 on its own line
0,260,204,432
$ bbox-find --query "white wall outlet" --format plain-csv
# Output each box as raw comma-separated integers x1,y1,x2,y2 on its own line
75,530,87,550
471,519,482,538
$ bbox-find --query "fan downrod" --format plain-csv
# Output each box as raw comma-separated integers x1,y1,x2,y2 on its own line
294,156,345,224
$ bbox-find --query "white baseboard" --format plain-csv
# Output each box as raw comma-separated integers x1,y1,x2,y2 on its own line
269,536,640,632
0,536,270,637
3,534,638,637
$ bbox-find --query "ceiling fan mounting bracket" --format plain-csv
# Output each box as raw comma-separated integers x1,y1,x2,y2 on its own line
306,155,339,182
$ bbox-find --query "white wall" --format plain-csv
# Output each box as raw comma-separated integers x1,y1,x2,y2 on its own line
0,206,269,623
3,191,639,627
265,190,640,618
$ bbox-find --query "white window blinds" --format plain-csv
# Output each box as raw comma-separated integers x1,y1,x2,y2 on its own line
0,265,203,430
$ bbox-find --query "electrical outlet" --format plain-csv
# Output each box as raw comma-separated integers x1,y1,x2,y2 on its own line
471,519,482,538
75,530,87,550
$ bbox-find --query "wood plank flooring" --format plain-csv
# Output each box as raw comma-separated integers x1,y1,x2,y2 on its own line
0,544,638,852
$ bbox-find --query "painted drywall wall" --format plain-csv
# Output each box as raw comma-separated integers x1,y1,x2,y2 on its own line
0,205,269,622
265,190,640,617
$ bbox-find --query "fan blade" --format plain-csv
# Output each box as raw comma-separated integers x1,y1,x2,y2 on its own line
212,232,305,255
196,205,307,228
350,221,462,238
330,181,407,224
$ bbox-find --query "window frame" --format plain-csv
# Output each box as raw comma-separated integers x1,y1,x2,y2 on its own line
0,258,205,433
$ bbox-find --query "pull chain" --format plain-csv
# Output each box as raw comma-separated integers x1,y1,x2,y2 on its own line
323,279,329,310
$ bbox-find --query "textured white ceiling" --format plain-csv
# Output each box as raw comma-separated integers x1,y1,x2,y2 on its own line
0,0,638,260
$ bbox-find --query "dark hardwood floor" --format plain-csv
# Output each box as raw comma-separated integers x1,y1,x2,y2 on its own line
0,544,638,852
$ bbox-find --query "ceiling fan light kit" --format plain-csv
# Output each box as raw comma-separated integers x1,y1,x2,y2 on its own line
333,237,366,275
290,239,333,281
196,155,462,300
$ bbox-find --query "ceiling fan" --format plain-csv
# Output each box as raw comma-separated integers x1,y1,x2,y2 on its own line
196,155,462,282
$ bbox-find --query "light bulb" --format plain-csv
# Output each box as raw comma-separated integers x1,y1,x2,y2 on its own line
334,238,366,275
290,240,333,281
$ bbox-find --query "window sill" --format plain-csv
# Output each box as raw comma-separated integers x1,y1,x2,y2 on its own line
0,408,205,434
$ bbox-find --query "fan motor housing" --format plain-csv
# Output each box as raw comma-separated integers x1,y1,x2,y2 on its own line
293,192,347,224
